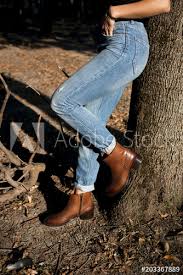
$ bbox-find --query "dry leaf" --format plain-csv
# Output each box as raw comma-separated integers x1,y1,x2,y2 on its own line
128,218,134,226
139,237,145,246
163,241,170,252
26,269,38,275
113,252,121,264
163,255,181,263
159,212,169,218
27,195,32,204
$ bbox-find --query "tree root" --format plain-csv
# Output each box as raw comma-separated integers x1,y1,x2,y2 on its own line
0,74,46,205
0,141,22,166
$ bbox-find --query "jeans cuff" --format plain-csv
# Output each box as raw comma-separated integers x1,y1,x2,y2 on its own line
74,183,95,192
102,136,116,155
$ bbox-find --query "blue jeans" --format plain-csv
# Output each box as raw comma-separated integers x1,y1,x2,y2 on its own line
51,20,150,192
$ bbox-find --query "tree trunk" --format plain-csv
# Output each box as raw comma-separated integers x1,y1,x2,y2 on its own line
117,0,183,223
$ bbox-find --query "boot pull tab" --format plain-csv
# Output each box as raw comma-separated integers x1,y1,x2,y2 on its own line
79,193,83,215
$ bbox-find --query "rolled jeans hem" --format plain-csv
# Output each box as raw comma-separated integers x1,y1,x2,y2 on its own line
74,183,95,192
102,136,116,156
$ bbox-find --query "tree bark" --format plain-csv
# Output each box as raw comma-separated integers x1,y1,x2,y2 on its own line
118,0,183,223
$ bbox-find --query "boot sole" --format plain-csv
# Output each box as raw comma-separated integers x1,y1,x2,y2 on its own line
80,209,94,220
42,217,77,228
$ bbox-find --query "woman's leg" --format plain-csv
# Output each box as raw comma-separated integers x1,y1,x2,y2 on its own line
44,21,150,226
74,86,126,192
51,46,137,155
51,21,149,157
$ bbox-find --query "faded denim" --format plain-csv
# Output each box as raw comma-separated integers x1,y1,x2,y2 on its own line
51,20,150,192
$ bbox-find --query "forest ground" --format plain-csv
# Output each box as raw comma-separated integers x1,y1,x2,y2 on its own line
0,20,183,275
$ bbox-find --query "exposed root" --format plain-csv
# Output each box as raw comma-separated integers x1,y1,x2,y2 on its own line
0,74,46,204
0,141,22,166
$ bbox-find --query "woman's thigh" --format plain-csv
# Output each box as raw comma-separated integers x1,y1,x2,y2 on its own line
51,22,149,107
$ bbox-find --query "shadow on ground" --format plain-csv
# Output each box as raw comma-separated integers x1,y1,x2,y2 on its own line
0,75,128,221
0,19,96,54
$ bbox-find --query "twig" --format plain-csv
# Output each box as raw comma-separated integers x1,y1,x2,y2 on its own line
0,74,11,128
4,81,71,135
1,75,75,152
25,83,41,96
24,81,68,146
25,82,50,105
29,115,42,163
0,247,13,252
2,167,19,188
75,255,92,273
0,163,45,204
27,163,45,186
61,68,70,78
20,215,39,225
0,187,11,191
0,165,29,191
20,80,74,155
16,168,30,183
54,243,62,275
0,76,48,203
42,242,61,256
0,141,22,166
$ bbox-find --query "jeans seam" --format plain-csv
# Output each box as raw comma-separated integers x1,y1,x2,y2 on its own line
84,98,104,178
108,24,128,58
132,36,137,75
77,97,108,187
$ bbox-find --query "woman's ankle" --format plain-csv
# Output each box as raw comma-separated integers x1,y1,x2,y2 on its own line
73,188,86,194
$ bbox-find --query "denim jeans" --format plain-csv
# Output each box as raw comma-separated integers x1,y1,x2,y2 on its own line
51,20,150,192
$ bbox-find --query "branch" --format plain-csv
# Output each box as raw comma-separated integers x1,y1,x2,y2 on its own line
1,75,75,156
2,167,19,188
61,68,70,78
0,163,46,204
0,141,22,166
6,81,71,134
0,74,11,128
28,115,42,164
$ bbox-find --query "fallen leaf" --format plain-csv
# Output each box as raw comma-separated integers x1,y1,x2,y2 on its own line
27,195,32,204
26,268,38,275
159,212,169,218
163,255,181,263
113,252,121,264
139,237,145,246
163,241,170,253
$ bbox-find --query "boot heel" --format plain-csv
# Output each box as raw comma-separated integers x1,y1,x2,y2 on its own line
80,209,94,220
133,155,142,170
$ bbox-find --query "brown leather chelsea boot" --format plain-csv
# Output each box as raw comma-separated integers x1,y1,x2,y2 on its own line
43,191,94,227
102,142,142,197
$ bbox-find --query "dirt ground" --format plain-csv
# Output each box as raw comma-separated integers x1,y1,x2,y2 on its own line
0,21,183,275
